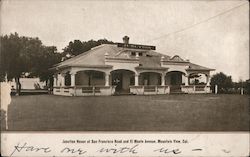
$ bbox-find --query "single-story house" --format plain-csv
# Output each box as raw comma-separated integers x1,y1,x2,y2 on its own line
51,36,214,96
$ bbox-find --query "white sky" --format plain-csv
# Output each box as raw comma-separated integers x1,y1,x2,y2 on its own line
1,0,249,81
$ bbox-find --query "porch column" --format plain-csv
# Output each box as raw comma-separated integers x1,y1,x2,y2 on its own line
135,74,139,86
105,73,110,86
70,72,76,86
53,74,57,87
206,74,210,86
57,73,62,86
185,75,189,86
161,73,165,86
61,73,66,87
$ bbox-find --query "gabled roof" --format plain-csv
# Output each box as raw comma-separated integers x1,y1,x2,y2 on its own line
53,44,119,68
52,43,214,72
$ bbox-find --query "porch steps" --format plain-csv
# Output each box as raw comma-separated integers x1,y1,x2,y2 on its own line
114,92,134,96
114,89,134,96
170,91,186,94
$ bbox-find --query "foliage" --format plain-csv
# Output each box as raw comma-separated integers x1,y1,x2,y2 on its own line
30,46,61,82
62,39,113,58
0,33,61,94
210,72,233,93
232,80,250,94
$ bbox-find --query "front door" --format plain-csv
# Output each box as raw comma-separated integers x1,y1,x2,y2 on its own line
112,72,123,92
170,73,181,92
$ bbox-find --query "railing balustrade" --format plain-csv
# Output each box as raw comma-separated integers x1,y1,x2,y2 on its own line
130,85,170,95
53,85,116,96
181,85,211,93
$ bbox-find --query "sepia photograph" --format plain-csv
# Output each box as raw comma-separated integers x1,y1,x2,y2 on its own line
0,0,249,133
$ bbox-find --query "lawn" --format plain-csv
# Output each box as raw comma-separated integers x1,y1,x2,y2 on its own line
3,94,249,131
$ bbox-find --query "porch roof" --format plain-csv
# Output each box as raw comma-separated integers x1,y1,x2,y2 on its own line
187,63,215,71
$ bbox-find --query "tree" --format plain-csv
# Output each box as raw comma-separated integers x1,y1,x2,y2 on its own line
0,33,61,95
30,46,62,88
62,39,113,58
1,33,32,95
210,72,233,93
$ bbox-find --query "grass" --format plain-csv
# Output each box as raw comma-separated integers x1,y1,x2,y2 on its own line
3,94,249,131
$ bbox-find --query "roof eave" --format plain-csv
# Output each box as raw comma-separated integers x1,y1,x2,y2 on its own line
186,68,215,71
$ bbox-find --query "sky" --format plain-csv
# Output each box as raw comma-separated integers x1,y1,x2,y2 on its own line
1,0,249,81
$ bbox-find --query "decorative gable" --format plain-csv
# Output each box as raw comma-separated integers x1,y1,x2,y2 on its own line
170,55,185,62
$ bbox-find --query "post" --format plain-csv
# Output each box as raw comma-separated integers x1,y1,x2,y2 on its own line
185,75,189,86
57,73,61,86
241,88,244,95
135,74,139,86
61,73,65,87
161,73,165,86
206,74,211,86
215,85,218,94
105,73,110,86
70,72,76,86
53,74,57,87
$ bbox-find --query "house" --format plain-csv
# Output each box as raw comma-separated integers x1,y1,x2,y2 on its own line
51,36,214,96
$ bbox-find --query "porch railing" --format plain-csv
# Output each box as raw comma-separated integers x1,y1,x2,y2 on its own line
130,85,170,95
181,85,211,93
53,85,116,96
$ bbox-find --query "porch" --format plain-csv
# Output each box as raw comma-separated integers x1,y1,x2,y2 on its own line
52,68,212,96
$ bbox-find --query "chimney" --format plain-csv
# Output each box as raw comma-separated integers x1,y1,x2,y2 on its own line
123,36,129,44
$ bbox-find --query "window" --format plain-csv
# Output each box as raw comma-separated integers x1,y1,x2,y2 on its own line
139,52,143,56
131,52,136,56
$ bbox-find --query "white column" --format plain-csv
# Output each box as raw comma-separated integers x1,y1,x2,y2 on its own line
135,74,139,86
206,74,211,86
61,73,65,87
161,73,165,86
57,73,62,86
53,74,57,87
105,73,110,86
70,72,76,86
185,75,189,86
215,85,218,94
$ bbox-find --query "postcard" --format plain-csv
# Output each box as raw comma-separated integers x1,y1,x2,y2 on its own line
1,0,249,156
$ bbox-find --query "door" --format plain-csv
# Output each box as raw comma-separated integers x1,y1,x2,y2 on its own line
112,72,123,92
170,73,181,92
